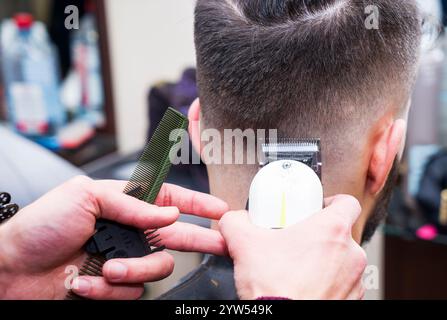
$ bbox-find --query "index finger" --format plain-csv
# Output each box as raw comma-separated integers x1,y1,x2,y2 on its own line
155,183,229,219
95,180,229,220
321,194,362,227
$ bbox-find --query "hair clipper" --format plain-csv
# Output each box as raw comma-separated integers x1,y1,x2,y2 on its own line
248,139,323,228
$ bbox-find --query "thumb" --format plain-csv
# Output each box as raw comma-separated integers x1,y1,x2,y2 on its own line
320,194,362,227
218,210,253,250
92,180,180,229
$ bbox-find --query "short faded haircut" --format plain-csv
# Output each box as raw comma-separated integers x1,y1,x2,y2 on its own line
194,0,422,162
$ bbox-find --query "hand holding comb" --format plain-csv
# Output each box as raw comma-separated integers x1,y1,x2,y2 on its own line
66,107,188,299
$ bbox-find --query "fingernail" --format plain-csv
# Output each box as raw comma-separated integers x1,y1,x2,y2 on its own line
73,277,91,295
108,261,128,280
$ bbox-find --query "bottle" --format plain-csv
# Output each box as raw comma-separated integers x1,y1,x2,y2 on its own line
70,9,104,127
1,13,65,136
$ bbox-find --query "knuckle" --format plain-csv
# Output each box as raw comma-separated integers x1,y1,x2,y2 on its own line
333,194,350,202
104,284,115,298
353,246,368,272
333,194,362,217
218,212,231,229
148,252,174,280
348,199,361,215
132,287,145,300
103,261,122,280
180,231,194,252
158,184,173,207
68,175,99,216
189,191,199,216
218,210,243,231
127,285,144,300
329,215,350,238
68,175,93,190
340,194,361,210
350,197,362,214
161,252,175,274
91,281,113,299
337,193,358,203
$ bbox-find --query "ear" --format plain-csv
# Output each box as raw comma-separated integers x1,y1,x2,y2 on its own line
188,98,202,155
367,119,406,195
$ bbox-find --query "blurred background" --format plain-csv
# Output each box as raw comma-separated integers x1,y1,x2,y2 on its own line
1,0,447,299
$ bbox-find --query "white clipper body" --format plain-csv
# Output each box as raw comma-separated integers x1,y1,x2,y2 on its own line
249,159,323,229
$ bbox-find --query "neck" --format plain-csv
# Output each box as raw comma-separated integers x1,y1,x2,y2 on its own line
207,164,256,230
207,164,257,210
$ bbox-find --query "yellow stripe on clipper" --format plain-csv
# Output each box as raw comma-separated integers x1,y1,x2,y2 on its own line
280,192,286,228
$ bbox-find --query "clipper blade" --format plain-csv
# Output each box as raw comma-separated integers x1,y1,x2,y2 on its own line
259,138,322,178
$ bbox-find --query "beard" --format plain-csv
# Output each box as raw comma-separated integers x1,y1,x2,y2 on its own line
361,159,400,244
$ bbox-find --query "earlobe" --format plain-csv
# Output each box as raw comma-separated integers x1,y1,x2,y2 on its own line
367,119,406,195
188,98,202,155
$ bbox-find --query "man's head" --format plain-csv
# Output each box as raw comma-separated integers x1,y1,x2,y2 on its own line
189,0,422,243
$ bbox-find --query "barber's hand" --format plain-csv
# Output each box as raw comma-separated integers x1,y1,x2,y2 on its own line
219,195,367,300
0,176,228,300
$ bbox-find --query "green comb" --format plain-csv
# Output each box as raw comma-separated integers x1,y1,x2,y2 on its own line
123,112,188,203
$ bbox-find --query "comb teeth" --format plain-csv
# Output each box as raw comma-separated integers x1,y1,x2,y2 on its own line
79,255,106,276
65,255,106,300
145,229,160,242
144,229,164,249
144,229,158,236
124,108,189,204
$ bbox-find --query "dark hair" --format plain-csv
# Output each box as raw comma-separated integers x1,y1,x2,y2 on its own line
194,0,421,161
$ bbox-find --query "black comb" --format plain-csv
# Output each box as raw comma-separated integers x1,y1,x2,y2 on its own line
66,107,188,299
